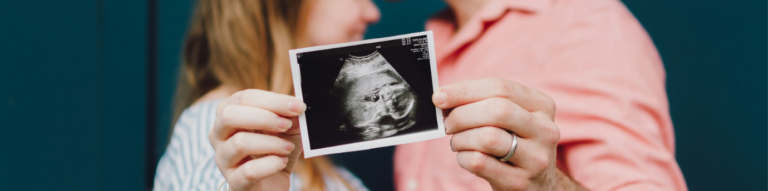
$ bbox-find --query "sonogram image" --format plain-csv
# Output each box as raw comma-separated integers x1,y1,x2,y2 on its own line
296,33,440,151
329,51,419,140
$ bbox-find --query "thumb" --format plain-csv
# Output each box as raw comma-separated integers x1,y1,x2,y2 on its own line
279,117,303,173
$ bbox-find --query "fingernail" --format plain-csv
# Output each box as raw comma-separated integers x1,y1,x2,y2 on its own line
284,141,295,152
433,90,447,107
277,118,293,130
281,156,289,164
288,101,306,114
450,137,455,152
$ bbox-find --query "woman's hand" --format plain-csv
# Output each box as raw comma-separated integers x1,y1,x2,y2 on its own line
436,78,586,190
209,89,306,191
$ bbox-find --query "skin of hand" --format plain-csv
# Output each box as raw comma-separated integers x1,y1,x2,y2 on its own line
209,89,307,191
434,78,587,191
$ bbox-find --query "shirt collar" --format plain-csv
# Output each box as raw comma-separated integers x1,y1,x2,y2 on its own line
428,0,553,62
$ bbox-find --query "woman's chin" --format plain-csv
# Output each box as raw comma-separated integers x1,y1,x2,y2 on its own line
350,34,363,42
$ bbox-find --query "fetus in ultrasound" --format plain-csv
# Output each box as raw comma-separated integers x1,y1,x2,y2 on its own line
330,51,418,140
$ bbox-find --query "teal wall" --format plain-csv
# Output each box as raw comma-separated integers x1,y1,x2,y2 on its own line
1,0,147,190
623,0,767,190
1,0,764,190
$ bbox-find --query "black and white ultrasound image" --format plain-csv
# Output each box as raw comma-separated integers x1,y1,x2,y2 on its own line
298,35,438,149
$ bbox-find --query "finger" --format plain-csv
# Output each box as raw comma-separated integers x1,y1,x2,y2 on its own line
217,132,295,168
450,127,514,157
282,116,302,135
456,151,530,190
219,89,307,117
215,105,293,140
433,78,555,119
279,133,304,173
225,155,288,187
443,97,536,137
451,128,546,172
503,135,554,174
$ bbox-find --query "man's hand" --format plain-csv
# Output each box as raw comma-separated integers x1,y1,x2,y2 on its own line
434,78,587,190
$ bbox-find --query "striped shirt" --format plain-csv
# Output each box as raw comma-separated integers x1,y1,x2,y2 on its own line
153,99,367,191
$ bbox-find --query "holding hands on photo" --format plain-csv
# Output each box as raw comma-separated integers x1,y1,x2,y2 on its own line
437,78,587,191
209,89,307,191
209,78,590,191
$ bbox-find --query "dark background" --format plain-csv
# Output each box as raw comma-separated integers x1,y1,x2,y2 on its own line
0,0,765,190
297,36,438,149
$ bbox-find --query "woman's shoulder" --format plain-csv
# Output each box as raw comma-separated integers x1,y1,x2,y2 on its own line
176,99,224,128
177,86,235,127
182,99,224,116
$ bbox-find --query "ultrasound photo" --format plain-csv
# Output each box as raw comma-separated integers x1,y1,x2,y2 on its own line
332,50,419,140
289,31,445,157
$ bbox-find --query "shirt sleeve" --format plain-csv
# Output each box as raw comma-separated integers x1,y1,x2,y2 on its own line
539,1,687,190
335,167,369,191
153,100,365,191
153,101,224,191
288,167,369,191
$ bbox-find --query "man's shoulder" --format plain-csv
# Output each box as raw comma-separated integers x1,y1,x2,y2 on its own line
550,0,636,26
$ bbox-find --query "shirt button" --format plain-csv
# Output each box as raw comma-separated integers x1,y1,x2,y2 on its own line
406,178,418,191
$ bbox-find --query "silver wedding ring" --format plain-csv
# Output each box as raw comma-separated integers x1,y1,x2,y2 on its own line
499,132,518,162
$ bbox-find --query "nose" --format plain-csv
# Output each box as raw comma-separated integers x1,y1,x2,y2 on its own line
361,0,381,24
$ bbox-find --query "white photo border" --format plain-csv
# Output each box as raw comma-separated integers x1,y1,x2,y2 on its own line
289,31,445,158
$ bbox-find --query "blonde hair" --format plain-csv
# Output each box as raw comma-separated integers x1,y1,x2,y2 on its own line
174,0,354,190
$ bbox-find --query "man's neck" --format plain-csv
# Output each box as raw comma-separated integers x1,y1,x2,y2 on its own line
444,0,492,29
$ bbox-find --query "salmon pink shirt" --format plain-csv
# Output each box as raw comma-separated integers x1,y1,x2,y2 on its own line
393,0,688,190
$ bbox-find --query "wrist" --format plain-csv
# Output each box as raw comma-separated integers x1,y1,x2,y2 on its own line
554,169,588,191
